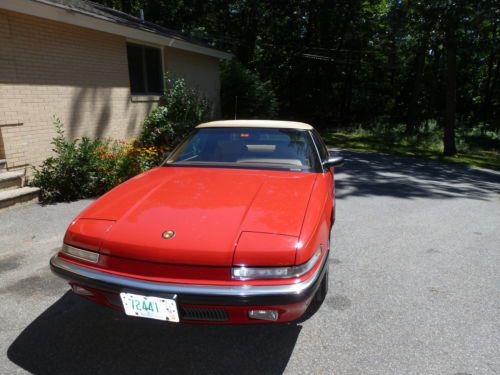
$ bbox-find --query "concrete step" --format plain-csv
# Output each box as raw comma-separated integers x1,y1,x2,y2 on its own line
0,170,24,191
0,159,6,172
0,186,40,212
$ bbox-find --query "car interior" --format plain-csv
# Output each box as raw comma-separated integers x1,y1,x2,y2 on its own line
172,128,317,169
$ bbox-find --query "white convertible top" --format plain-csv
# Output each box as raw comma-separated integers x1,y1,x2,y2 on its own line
196,120,314,130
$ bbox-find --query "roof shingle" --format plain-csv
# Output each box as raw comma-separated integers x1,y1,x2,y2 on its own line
33,0,227,55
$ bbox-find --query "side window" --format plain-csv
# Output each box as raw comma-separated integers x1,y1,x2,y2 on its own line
126,43,163,95
311,131,329,162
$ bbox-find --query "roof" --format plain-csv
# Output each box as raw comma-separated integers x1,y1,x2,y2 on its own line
3,0,231,59
196,120,314,130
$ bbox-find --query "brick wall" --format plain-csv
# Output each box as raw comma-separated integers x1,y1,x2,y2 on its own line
0,10,157,172
165,47,221,117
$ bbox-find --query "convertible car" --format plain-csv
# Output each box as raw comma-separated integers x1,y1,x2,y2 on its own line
50,120,343,324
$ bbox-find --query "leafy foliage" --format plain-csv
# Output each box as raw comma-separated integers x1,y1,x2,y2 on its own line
139,77,210,147
33,78,211,202
31,118,160,203
94,0,499,157
220,59,278,119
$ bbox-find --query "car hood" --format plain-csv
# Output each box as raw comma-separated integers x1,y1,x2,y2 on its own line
79,167,317,266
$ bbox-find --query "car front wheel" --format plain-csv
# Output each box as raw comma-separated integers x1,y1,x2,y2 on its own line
314,268,329,303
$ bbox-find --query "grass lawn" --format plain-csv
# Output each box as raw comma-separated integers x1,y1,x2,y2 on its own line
322,130,500,171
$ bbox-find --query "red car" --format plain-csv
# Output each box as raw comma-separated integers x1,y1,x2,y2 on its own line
50,120,343,324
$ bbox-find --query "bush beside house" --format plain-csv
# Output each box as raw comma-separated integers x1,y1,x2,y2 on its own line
31,78,210,203
139,77,210,147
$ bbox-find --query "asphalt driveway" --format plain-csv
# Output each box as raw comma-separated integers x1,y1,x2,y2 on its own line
1,150,499,375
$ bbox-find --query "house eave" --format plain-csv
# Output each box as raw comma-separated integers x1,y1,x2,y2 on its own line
0,0,232,60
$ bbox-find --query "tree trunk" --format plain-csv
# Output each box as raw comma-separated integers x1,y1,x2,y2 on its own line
443,18,457,156
479,20,497,123
237,0,258,65
405,41,427,135
489,61,500,132
340,65,354,125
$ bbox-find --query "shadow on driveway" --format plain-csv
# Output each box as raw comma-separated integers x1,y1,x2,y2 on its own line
332,150,500,200
7,292,302,375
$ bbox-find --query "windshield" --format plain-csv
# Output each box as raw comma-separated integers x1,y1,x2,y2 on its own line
165,127,321,172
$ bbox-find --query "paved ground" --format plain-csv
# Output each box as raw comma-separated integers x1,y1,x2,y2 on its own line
1,150,499,375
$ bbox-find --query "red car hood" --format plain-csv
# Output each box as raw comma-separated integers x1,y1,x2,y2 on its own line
79,167,317,266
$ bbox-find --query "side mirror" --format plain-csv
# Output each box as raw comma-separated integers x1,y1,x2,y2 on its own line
323,156,344,169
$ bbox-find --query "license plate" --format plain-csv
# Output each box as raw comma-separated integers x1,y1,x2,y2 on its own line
120,292,179,322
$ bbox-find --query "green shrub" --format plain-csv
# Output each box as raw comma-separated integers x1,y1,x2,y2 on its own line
33,79,211,202
31,118,139,203
139,77,210,147
126,143,166,171
220,59,278,119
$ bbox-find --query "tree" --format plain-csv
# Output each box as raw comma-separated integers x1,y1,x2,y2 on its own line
94,0,500,149
443,7,458,156
220,59,278,119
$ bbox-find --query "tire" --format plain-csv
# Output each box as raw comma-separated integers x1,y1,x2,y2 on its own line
332,204,336,228
314,267,329,303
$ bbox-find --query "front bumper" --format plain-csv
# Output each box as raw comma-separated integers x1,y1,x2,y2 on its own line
50,251,328,323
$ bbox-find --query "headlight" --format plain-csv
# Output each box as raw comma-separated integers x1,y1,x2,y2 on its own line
231,247,322,280
61,243,99,263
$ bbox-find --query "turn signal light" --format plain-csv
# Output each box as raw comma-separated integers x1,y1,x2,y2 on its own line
61,243,99,263
71,285,94,296
232,247,322,280
248,310,279,321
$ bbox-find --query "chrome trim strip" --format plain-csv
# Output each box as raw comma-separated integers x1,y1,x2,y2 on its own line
50,251,328,298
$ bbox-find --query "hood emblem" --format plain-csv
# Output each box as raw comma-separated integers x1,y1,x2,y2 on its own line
161,230,175,239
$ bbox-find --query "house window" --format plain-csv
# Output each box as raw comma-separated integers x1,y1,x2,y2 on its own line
126,43,163,95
